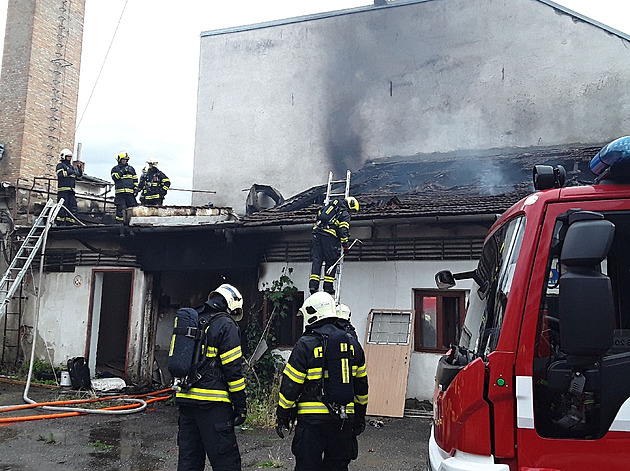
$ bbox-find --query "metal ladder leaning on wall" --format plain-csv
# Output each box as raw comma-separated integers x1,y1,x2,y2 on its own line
0,198,64,315
321,171,351,302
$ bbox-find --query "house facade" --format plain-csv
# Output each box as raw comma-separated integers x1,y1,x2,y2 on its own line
193,0,630,211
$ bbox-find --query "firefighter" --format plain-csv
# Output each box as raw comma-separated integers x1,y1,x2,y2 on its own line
138,159,171,205
174,283,247,471
276,292,369,471
55,148,83,226
309,196,360,295
336,303,358,341
110,151,138,223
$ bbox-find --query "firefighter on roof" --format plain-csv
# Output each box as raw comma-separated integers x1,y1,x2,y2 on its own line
110,151,139,223
174,283,247,471
55,148,83,226
138,159,170,205
309,196,359,295
276,292,369,471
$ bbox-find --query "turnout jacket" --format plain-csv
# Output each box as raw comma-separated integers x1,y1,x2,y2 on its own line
278,319,368,421
139,167,170,202
56,160,82,192
174,308,247,414
312,198,351,248
111,163,138,194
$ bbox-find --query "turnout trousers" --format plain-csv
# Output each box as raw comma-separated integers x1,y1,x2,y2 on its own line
309,232,340,294
291,419,357,471
56,190,78,225
114,193,138,222
177,403,241,471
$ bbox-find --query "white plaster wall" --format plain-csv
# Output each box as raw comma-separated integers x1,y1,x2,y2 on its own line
20,267,149,380
259,259,475,400
194,0,630,210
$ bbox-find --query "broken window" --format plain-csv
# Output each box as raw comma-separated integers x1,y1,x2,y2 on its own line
413,289,466,353
367,310,412,345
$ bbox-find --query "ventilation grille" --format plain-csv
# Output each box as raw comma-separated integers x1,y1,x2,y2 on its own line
262,237,484,263
40,250,139,272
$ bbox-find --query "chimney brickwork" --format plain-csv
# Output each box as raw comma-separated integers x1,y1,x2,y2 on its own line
0,0,85,188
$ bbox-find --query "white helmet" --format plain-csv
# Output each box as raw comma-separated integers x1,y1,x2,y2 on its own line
209,284,243,321
299,291,337,325
59,148,73,160
146,159,158,166
336,303,351,321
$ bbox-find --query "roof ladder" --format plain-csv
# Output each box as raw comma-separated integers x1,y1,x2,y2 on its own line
324,170,351,205
0,198,64,315
320,171,352,302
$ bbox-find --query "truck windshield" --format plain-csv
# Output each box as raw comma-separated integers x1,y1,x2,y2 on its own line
459,216,525,359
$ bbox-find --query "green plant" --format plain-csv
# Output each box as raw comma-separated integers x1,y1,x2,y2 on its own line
37,433,56,444
244,268,297,426
89,440,112,451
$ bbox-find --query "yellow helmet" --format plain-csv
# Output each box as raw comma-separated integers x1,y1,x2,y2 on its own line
346,196,359,211
117,151,130,162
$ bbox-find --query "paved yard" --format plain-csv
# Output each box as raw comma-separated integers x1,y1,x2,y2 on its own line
0,380,431,470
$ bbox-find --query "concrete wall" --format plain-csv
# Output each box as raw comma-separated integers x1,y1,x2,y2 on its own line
259,259,475,400
193,0,630,212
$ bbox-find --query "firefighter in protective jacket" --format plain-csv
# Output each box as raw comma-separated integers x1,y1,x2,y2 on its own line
110,151,138,223
276,292,369,471
309,196,359,295
55,148,83,225
138,160,171,205
174,284,247,471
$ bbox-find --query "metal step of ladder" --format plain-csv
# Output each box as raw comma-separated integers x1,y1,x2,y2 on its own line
0,198,64,314
320,171,352,302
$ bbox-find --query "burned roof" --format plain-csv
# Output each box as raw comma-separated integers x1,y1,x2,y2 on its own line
242,145,600,227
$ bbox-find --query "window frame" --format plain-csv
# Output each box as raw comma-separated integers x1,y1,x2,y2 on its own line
413,289,467,353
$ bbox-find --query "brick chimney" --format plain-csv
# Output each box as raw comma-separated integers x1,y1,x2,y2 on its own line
0,0,85,188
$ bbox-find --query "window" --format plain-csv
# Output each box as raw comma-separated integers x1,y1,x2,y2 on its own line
367,310,412,345
262,291,304,347
414,290,466,353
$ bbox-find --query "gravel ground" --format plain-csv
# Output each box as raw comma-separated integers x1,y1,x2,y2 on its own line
0,380,431,470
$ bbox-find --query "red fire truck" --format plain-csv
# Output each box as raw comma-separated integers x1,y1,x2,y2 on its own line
429,136,630,471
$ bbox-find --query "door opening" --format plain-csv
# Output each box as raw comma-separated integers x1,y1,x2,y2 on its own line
88,270,133,378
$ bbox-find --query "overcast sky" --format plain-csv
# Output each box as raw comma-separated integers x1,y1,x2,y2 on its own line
0,0,629,204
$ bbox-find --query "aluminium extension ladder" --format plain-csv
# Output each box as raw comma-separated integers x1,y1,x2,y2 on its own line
320,171,352,302
0,199,64,314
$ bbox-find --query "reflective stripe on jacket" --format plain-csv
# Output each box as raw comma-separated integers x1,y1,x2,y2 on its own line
174,310,246,411
56,161,82,192
278,319,368,421
111,164,138,194
312,199,351,246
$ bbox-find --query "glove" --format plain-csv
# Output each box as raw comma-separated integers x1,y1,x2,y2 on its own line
275,406,295,439
276,415,290,439
233,410,246,427
343,245,349,254
353,405,366,436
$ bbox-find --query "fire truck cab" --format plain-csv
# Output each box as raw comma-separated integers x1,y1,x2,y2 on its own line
429,137,630,471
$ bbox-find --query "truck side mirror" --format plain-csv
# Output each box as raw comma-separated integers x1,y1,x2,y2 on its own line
559,219,615,365
435,270,456,289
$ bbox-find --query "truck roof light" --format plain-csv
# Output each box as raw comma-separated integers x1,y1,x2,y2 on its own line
590,136,630,183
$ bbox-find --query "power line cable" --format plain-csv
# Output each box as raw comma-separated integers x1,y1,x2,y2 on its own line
75,0,129,132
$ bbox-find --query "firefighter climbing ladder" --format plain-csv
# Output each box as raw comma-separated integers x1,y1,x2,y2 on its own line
0,199,64,363
321,171,351,302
